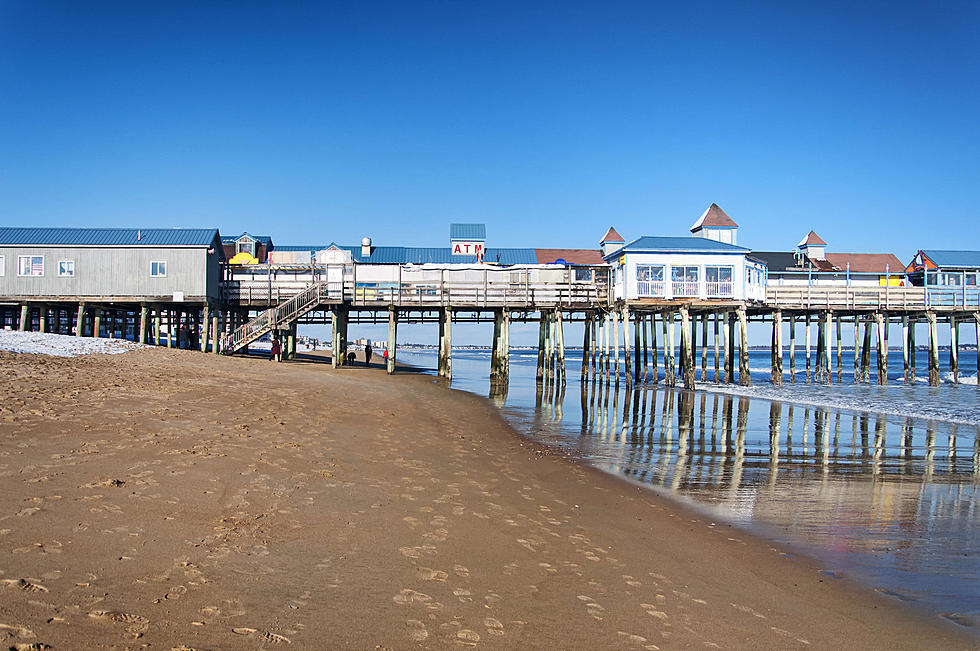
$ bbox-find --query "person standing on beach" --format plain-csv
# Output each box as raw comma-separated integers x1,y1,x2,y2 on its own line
383,348,388,366
270,336,282,362
365,344,373,367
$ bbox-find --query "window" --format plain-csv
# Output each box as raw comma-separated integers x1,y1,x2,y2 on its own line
150,261,167,277
671,265,698,283
0,255,4,276
637,265,664,297
18,255,43,277
237,240,256,256
705,266,733,283
574,268,593,282
58,260,75,277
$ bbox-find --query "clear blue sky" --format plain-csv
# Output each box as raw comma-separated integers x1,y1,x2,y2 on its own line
2,0,978,260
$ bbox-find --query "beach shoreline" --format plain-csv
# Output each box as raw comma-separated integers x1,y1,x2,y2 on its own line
0,347,973,649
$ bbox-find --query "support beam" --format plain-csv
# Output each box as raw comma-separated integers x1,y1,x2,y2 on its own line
95,310,103,340
875,312,887,385
439,308,454,380
76,302,87,337
385,308,395,373
536,311,547,383
713,313,720,382
861,317,872,383
772,310,783,385
138,305,148,344
927,311,940,386
949,315,958,384
490,309,510,385
727,311,736,383
154,308,161,346
701,314,709,382
902,315,910,384
581,311,591,381
38,304,47,333
737,306,750,386
650,313,658,384
680,306,695,388
854,315,861,384
556,309,566,385
634,310,643,383
200,304,209,352
287,321,297,360
825,312,833,384
816,314,825,382
612,309,620,385
805,313,812,383
212,311,220,355
836,314,843,382
621,306,631,388
789,315,796,383
19,304,28,331
909,317,916,381
662,312,672,386
333,307,349,369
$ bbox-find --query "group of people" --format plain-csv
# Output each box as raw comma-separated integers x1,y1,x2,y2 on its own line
269,337,387,368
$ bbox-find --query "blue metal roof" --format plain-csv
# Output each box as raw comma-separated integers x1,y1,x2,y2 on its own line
606,236,749,260
0,227,221,247
921,250,980,269
274,244,329,252
450,223,486,241
221,232,273,245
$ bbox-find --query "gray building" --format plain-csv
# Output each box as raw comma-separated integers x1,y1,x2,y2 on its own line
0,227,225,302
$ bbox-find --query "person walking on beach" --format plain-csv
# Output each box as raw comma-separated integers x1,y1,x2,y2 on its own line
383,347,389,366
270,336,282,362
364,344,373,367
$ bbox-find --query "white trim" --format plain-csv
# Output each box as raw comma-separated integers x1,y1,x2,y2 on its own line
0,255,4,276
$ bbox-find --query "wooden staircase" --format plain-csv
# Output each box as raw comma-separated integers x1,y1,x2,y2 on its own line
222,281,333,353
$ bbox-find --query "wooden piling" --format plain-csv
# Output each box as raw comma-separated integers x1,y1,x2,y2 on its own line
861,317,872,383
927,311,940,386
713,313,720,382
789,315,796,383
94,309,103,340
199,304,209,352
662,312,672,386
556,309,566,385
680,307,695,388
949,316,959,384
621,306,631,387
138,305,147,344
853,315,860,383
825,312,833,384
727,311,737,383
804,313,812,383
19,304,28,331
385,308,395,373
211,311,220,354
875,312,887,385
722,312,731,383
700,314,708,382
153,308,161,346
589,312,598,380
581,311,591,381
439,308,453,379
650,313,658,384
333,307,348,369
287,321,297,359
38,304,47,333
902,315,910,384
772,310,783,385
612,310,621,384
633,310,642,383
490,309,510,384
76,302,86,337
975,312,980,384
835,312,842,382
909,317,916,381
737,307,750,386
816,314,825,382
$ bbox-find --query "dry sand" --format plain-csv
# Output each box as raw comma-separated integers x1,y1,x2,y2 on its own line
0,347,973,649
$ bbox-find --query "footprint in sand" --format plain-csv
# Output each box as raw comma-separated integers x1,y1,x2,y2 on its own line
393,589,432,605
417,567,448,582
484,617,504,636
453,588,473,603
88,610,149,635
641,603,669,620
453,564,470,577
3,579,48,593
231,627,291,644
405,619,428,641
617,631,660,650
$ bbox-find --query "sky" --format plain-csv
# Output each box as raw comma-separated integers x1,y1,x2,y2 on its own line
1,1,978,346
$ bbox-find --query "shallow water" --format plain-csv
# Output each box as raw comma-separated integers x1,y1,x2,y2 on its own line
398,347,980,628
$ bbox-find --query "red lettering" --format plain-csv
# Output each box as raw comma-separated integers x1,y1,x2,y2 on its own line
453,244,461,254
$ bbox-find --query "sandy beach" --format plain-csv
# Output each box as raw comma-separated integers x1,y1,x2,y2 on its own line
0,347,973,649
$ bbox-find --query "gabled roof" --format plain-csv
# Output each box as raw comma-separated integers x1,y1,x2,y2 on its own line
221,232,273,245
535,248,605,265
600,227,625,243
449,223,486,241
606,236,749,260
919,250,980,269
797,231,827,247
0,227,221,247
690,203,738,231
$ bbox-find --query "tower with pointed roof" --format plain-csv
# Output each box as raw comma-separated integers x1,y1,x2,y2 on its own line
600,226,625,256
690,203,738,245
797,231,827,260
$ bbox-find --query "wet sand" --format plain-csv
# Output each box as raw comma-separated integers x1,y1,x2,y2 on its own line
0,347,973,649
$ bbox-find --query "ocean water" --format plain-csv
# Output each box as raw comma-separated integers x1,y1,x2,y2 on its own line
396,346,980,629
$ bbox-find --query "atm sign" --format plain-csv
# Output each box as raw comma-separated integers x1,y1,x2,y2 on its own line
452,241,485,256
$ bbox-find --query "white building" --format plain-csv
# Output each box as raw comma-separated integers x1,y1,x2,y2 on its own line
604,205,767,303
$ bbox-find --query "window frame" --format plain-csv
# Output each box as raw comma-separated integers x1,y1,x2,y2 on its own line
18,255,44,277
0,255,4,277
705,265,733,283
150,260,167,277
237,240,256,256
58,260,75,277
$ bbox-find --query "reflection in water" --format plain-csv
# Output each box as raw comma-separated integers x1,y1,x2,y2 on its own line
560,380,980,625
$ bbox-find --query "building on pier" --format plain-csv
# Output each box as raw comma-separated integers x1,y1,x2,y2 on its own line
0,227,225,303
221,232,273,264
905,250,980,305
753,230,904,287
604,205,767,302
